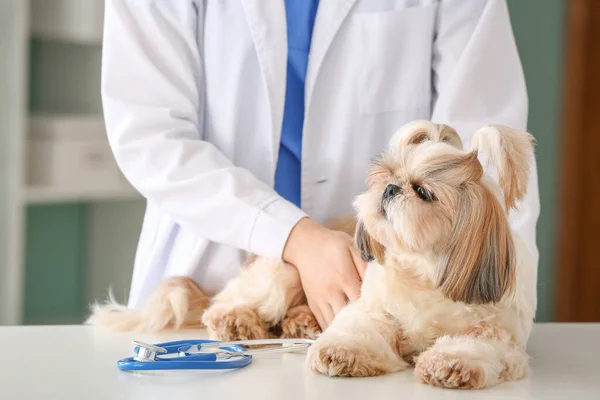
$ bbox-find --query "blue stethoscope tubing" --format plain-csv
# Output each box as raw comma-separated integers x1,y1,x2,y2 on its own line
117,339,252,371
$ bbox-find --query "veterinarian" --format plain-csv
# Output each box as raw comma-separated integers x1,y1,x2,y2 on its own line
102,0,540,329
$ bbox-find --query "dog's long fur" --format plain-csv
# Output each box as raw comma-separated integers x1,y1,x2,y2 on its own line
88,120,536,390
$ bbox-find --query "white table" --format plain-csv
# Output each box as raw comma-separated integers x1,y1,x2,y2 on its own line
1,323,598,399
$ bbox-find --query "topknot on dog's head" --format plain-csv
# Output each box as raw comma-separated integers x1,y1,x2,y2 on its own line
389,120,463,154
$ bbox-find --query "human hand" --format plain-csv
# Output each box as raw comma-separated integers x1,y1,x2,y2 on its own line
282,218,367,330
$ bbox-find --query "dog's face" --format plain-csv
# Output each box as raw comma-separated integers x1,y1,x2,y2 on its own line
354,139,479,255
354,121,534,305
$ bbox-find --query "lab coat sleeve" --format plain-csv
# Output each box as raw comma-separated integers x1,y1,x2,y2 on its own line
430,0,540,269
101,1,306,258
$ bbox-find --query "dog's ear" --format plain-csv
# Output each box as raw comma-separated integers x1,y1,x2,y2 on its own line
470,125,535,210
437,185,516,304
354,220,385,264
389,120,463,151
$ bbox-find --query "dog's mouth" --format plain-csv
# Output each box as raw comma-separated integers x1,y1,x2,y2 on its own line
378,199,388,218
379,196,398,219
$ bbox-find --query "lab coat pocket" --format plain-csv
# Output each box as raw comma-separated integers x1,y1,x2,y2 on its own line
356,4,438,115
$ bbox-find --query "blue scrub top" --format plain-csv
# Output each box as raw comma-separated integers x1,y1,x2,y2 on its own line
273,0,320,208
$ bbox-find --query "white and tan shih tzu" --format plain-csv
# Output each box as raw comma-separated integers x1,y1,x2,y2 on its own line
89,120,536,390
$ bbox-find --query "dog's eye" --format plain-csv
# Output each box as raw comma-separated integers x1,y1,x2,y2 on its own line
412,184,435,202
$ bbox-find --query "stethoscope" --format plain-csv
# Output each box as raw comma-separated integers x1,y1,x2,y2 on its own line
118,338,315,371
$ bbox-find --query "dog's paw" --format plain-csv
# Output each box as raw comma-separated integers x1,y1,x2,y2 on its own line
202,306,269,341
306,340,388,377
414,352,485,390
280,305,321,340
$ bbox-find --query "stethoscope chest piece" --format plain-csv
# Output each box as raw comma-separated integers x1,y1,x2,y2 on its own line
132,340,167,362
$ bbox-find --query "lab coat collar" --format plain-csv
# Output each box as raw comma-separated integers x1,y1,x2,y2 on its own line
240,0,288,164
240,0,358,160
306,0,358,112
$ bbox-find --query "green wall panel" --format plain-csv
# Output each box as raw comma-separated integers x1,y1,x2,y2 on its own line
24,204,86,324
29,39,102,114
24,39,102,324
507,0,566,321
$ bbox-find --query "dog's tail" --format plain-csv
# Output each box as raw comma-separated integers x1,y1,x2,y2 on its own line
86,276,210,333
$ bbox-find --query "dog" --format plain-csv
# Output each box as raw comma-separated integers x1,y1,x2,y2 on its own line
88,120,536,390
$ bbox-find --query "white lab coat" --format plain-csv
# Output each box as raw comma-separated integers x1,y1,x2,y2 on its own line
102,0,540,309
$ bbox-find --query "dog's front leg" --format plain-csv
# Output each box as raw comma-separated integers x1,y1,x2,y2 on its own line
202,257,310,341
414,323,530,390
306,303,408,377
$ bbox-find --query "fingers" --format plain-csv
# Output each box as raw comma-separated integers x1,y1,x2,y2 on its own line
309,300,342,330
321,304,335,328
343,277,361,303
349,246,368,280
308,299,327,331
330,293,348,316
344,248,363,302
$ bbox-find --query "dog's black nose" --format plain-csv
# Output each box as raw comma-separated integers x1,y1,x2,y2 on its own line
383,184,401,200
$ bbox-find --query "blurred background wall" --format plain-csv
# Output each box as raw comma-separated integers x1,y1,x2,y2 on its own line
507,0,565,321
0,0,145,325
0,0,567,325
24,31,146,324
